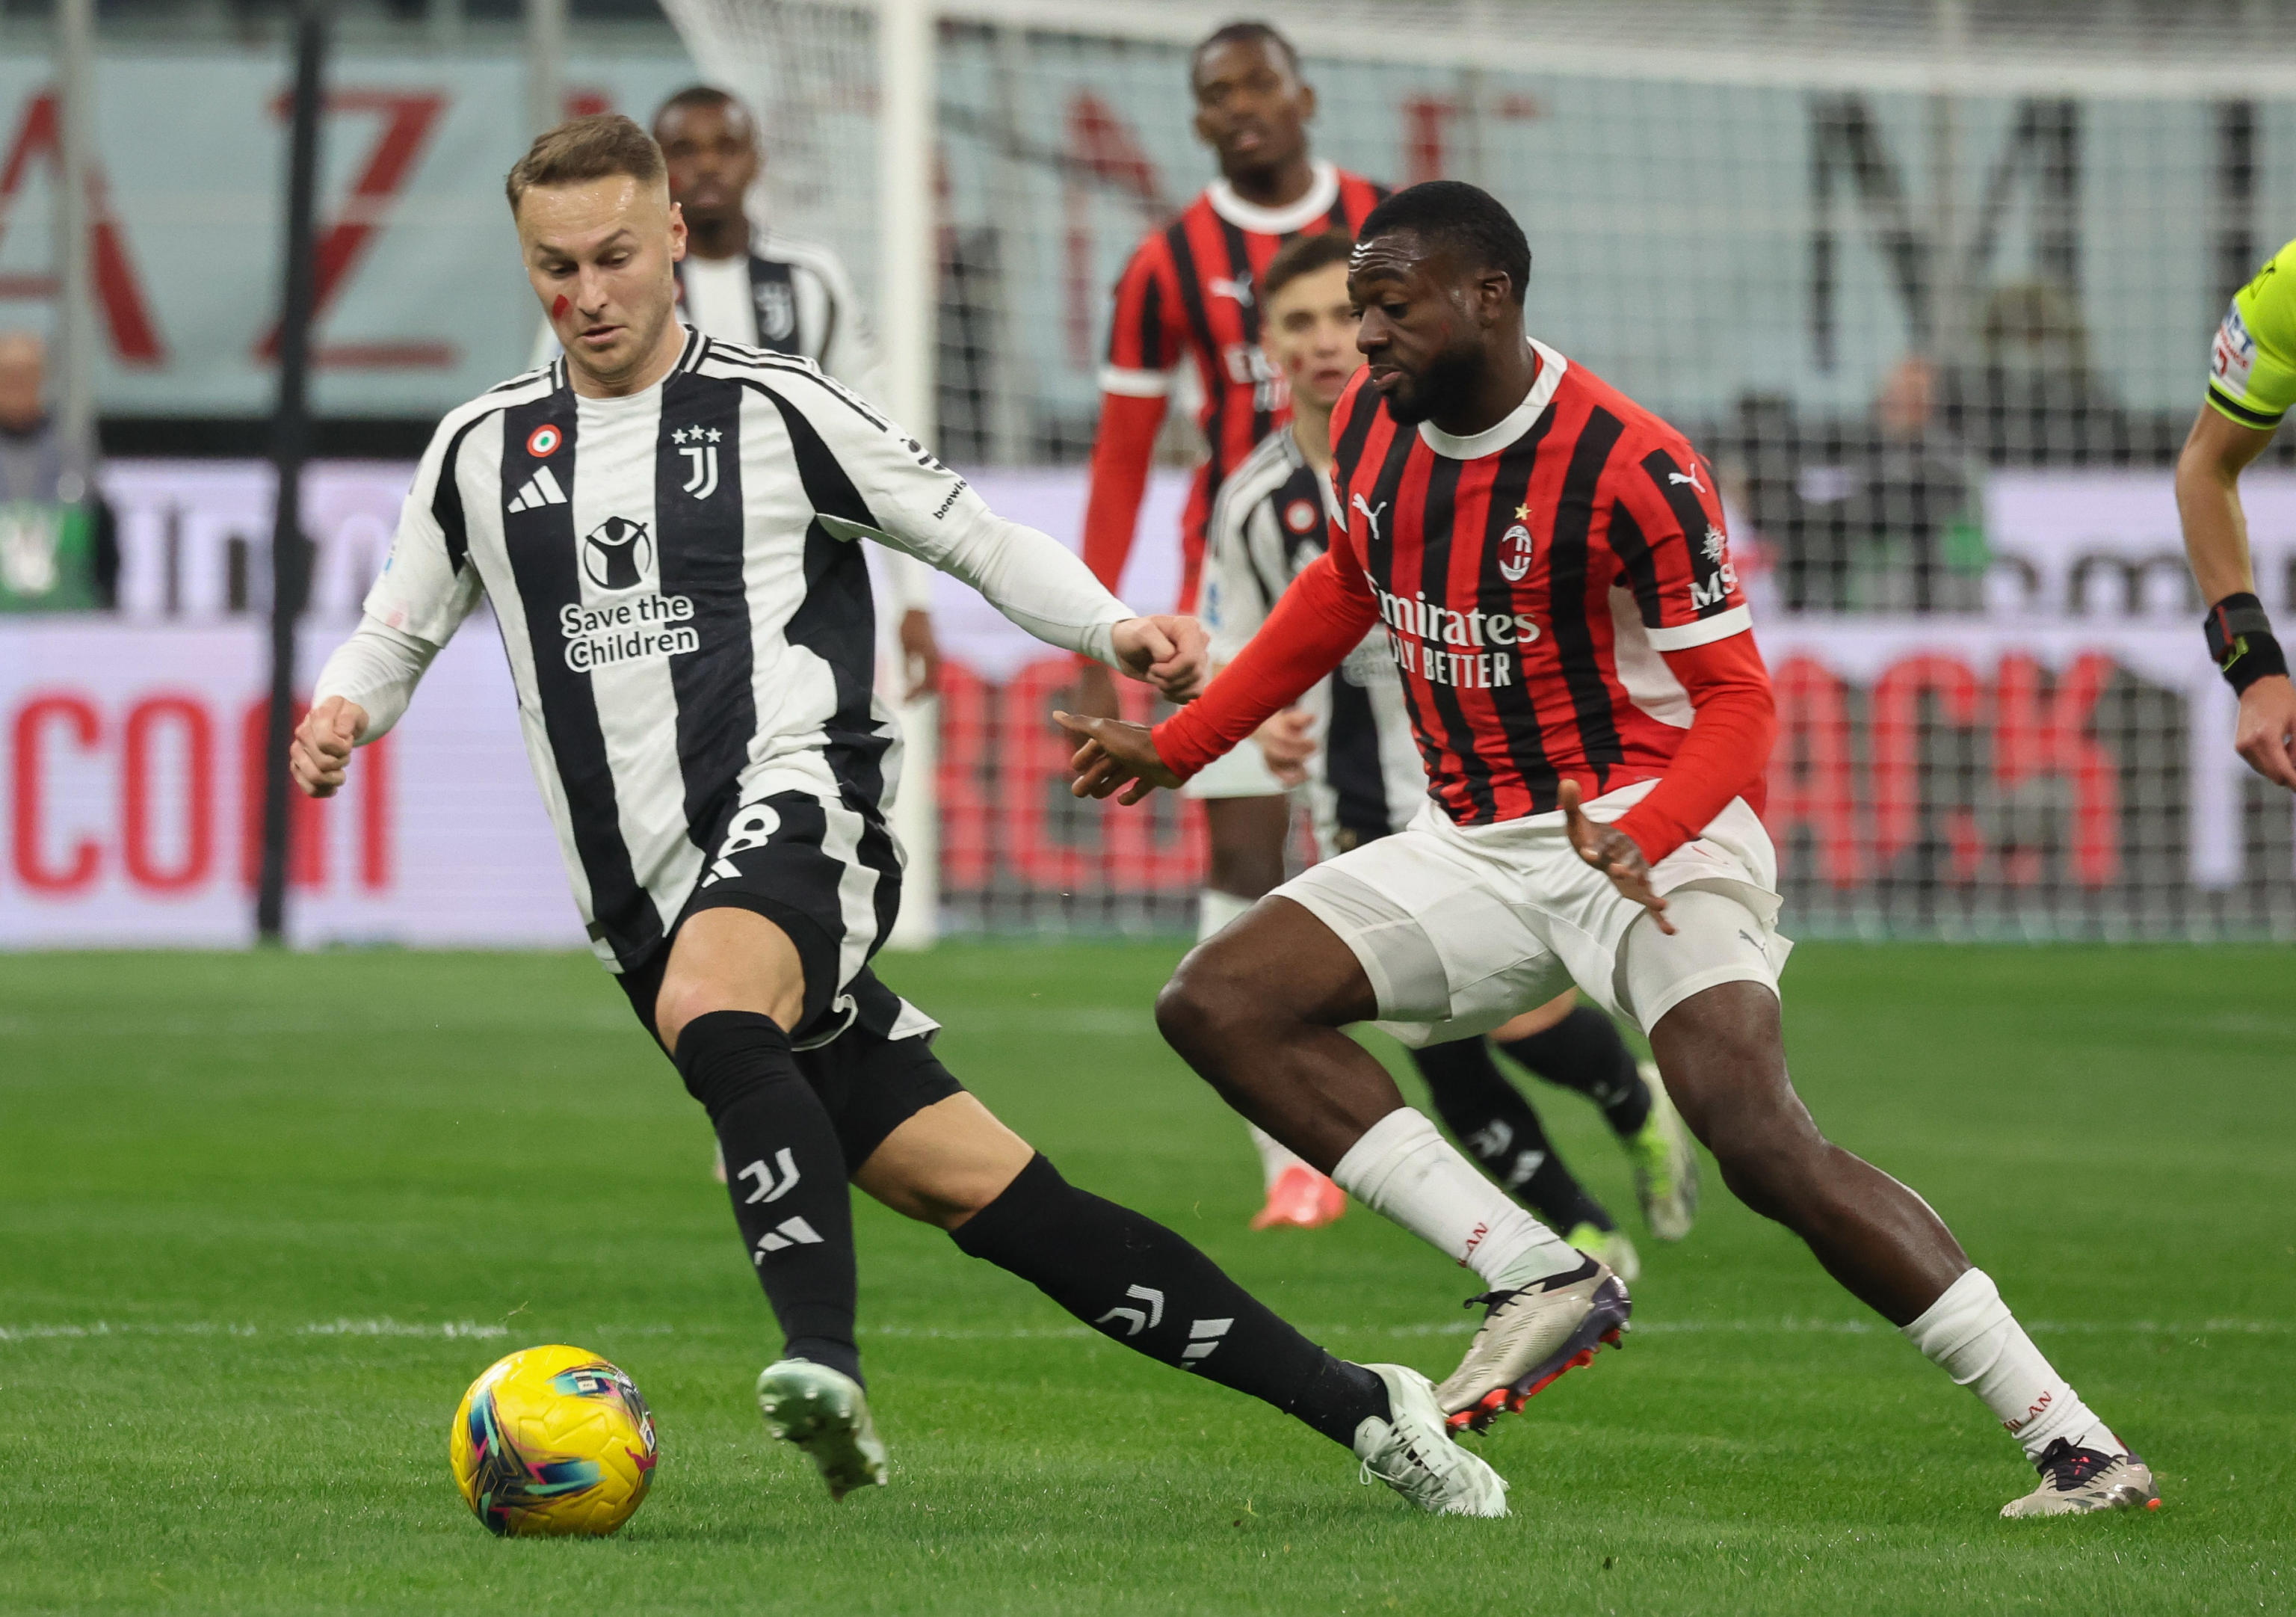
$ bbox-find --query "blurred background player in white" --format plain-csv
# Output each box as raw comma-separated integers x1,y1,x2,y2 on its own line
1073,21,1386,1224
2179,235,2296,792
291,115,1505,1519
1203,229,1699,1266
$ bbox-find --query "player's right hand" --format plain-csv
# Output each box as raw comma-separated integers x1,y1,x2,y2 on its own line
290,695,368,799
1559,778,1675,935
1254,708,1316,786
2233,674,2296,791
1052,711,1183,804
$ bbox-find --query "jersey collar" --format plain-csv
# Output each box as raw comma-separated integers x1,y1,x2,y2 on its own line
1207,159,1339,235
1416,338,1570,460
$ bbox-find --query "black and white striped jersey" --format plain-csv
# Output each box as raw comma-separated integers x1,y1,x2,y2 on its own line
674,227,883,403
335,327,1126,973
1201,426,1428,855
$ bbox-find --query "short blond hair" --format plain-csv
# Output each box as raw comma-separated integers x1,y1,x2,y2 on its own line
504,113,665,214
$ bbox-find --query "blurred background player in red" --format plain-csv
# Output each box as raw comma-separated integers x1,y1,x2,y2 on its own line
1206,229,1697,1266
1073,20,1384,1225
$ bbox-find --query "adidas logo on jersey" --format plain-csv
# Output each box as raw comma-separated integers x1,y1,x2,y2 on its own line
507,466,568,513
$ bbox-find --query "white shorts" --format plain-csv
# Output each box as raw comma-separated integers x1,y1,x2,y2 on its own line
1277,780,1792,1047
1182,740,1288,800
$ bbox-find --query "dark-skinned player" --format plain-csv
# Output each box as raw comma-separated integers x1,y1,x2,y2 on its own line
1058,181,2157,1520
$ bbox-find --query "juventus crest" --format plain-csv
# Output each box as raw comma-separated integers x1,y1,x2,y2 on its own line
672,425,720,500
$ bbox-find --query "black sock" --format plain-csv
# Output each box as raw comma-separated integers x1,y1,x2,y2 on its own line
1410,1040,1614,1233
673,1009,862,1387
1497,1005,1650,1136
951,1154,1389,1450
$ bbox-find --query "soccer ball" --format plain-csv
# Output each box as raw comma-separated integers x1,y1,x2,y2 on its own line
449,1344,658,1537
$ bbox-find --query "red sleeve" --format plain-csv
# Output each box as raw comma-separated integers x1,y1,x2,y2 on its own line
1611,632,1776,865
1610,442,1750,644
1150,547,1380,777
1081,238,1182,599
1081,391,1169,593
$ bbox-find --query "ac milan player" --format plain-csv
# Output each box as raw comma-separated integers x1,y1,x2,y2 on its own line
1075,19,1385,1225
1058,182,2158,1519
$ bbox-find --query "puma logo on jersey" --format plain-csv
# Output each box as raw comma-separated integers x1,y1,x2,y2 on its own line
1352,493,1388,543
1667,461,1706,493
507,466,568,513
1207,276,1254,306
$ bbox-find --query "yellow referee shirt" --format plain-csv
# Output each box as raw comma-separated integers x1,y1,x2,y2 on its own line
2209,238,2296,431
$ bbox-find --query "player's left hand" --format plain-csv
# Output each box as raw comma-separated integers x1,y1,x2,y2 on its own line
1559,778,1675,935
1110,615,1209,703
898,608,941,701
1052,711,1184,804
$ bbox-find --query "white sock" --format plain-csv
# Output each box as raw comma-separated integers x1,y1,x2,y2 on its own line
1198,887,1254,943
1247,1124,1309,1190
1332,1107,1580,1287
1901,1269,2120,1463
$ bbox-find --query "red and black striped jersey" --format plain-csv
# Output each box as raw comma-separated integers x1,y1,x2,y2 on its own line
1320,341,1752,825
1086,161,1386,608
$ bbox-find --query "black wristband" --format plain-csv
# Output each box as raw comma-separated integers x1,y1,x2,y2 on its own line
2203,592,2291,694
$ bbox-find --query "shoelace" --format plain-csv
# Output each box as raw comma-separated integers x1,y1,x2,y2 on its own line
2035,1440,2122,1491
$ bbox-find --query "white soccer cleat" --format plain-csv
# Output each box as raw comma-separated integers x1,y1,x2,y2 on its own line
756,1358,888,1502
2000,1439,2161,1518
1624,1061,1699,1242
1434,1252,1632,1432
1351,1363,1510,1518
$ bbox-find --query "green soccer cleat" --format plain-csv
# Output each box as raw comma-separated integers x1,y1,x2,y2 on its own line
1565,1221,1641,1284
1624,1061,1700,1242
756,1358,888,1503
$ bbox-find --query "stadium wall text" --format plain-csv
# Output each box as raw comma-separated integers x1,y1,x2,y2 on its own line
4,465,2293,943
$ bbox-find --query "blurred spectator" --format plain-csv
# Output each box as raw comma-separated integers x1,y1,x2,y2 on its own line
0,330,116,612
1942,281,2131,466
1723,354,1979,614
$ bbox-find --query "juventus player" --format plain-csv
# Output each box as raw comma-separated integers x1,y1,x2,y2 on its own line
1062,182,2157,1518
1206,229,1698,1271
649,85,939,702
292,117,1505,1518
1076,19,1386,1225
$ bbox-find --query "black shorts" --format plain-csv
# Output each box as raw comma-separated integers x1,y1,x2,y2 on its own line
626,780,902,1041
618,959,965,1166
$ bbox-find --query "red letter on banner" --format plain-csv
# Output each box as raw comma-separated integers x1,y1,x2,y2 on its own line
1870,654,1982,879
933,660,993,891
240,698,326,890
1764,655,1861,888
10,694,102,893
1994,653,2120,887
121,695,215,892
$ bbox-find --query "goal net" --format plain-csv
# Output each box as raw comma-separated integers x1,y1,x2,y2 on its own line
663,0,2296,941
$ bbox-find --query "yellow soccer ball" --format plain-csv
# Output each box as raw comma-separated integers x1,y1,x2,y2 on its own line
449,1344,658,1537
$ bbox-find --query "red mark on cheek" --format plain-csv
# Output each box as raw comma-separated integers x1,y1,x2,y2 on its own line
552,294,571,321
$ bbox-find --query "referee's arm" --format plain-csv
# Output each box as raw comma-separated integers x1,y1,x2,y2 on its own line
2179,283,2296,790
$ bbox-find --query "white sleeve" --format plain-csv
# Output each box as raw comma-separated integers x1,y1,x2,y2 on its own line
771,372,1129,665
808,251,889,411
360,410,486,646
312,616,443,742
1202,480,1272,665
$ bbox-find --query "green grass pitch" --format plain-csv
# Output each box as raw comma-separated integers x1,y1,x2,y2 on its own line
1,941,2289,1614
